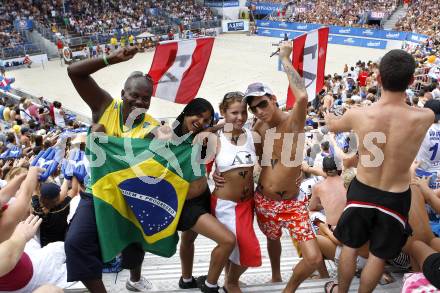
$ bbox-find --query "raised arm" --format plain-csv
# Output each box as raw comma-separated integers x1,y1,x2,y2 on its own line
67,46,139,122
324,108,355,133
59,177,70,202
68,176,81,198
0,173,27,204
279,41,308,130
0,167,42,242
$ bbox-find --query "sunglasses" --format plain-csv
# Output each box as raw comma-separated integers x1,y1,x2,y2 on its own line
145,74,153,83
249,99,270,113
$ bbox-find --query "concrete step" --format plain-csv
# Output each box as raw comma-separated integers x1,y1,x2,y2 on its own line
96,226,402,292
74,184,403,292
383,6,408,30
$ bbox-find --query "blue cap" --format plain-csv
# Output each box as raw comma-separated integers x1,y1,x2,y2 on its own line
40,183,61,200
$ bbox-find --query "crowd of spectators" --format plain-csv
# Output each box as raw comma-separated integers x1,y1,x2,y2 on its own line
0,21,25,49
0,1,28,49
305,39,439,123
266,0,398,28
254,0,439,39
0,1,440,290
285,40,440,290
0,93,91,291
0,0,217,43
0,37,439,291
154,0,216,26
62,1,170,36
395,0,440,39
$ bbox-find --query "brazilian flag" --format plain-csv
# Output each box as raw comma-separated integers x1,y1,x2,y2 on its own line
86,133,204,262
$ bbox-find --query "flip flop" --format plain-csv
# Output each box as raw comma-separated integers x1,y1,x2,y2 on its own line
379,272,395,285
324,281,338,293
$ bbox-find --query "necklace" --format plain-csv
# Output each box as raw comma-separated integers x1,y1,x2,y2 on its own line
228,129,244,145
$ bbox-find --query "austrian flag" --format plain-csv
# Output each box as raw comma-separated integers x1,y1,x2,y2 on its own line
286,27,329,109
148,37,215,104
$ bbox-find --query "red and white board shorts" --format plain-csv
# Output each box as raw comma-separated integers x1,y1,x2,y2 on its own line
254,190,315,242
211,194,262,267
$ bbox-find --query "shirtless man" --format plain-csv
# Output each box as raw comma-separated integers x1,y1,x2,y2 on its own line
309,156,346,227
244,41,322,292
324,49,434,293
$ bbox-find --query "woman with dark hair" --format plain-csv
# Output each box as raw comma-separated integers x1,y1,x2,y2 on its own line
173,98,215,137
174,98,236,293
32,134,43,155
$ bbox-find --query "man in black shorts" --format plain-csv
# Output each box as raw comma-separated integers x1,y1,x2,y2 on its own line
324,50,435,293
410,240,440,289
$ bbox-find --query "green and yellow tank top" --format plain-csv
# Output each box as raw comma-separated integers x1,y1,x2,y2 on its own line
98,99,158,138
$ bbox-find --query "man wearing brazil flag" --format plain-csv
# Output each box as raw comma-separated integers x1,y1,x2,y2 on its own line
65,46,193,292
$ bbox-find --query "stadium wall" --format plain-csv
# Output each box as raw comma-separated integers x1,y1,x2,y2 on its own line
7,54,48,64
255,20,428,50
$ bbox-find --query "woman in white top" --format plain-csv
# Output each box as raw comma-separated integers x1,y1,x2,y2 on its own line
53,102,66,129
212,92,261,293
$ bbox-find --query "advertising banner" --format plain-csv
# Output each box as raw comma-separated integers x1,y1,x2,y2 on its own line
256,20,408,41
248,2,283,15
257,28,387,49
205,0,239,7
222,20,249,32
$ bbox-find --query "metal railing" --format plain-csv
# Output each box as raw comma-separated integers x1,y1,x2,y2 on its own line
59,20,221,47
33,21,58,43
0,43,43,59
1,18,221,59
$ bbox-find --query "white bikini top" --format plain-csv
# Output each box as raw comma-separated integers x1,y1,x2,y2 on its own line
215,128,257,173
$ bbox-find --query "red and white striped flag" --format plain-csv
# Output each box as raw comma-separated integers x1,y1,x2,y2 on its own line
286,27,329,109
148,37,215,104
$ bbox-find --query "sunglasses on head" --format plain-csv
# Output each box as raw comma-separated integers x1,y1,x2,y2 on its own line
223,91,245,100
249,99,270,113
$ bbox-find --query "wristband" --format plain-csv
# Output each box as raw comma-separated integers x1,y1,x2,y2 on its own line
103,55,110,66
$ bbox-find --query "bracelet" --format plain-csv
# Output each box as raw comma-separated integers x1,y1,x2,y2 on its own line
102,55,110,66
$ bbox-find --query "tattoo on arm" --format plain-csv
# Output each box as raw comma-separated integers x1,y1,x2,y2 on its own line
270,159,278,169
282,59,307,95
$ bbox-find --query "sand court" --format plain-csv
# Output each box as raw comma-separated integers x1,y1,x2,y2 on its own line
9,34,388,120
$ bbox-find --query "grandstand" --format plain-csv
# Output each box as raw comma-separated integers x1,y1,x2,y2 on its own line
1,0,221,65
261,0,399,28
0,0,439,292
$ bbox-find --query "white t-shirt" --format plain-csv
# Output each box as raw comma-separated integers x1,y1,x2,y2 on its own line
53,107,65,128
19,104,27,121
432,88,440,100
0,179,7,189
416,123,440,174
313,151,331,169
